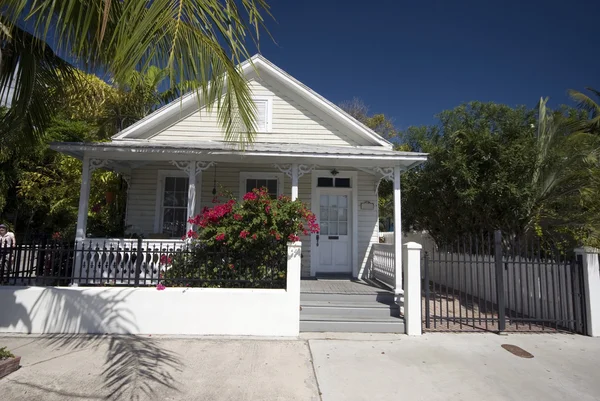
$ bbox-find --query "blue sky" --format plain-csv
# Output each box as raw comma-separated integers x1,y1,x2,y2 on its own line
253,0,599,129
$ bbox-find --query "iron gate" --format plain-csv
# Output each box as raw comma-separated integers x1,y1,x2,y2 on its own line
422,231,588,334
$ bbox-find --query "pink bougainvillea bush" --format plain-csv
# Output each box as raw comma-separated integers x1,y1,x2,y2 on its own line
163,188,319,288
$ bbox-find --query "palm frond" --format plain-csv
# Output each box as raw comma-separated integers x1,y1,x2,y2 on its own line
0,20,75,143
2,0,273,146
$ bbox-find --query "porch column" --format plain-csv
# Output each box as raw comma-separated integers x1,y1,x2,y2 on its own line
393,165,403,295
291,163,299,200
187,166,196,234
273,164,316,201
76,157,113,241
171,161,215,234
75,154,92,242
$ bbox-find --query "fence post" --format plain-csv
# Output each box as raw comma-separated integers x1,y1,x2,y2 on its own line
134,237,143,287
403,241,423,335
287,241,302,336
574,247,600,337
494,230,506,332
423,251,430,329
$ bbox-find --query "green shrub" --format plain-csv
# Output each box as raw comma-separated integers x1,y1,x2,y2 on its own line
161,188,320,288
0,346,14,360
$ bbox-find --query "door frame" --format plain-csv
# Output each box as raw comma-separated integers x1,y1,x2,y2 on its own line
310,170,358,277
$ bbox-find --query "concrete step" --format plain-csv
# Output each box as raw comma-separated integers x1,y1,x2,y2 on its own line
301,301,400,318
300,315,405,333
300,292,396,304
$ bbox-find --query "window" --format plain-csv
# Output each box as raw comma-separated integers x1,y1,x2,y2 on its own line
239,172,283,199
319,194,349,236
252,97,272,132
246,178,278,198
162,176,189,237
317,176,352,188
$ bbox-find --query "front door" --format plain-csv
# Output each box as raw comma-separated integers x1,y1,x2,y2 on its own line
316,191,352,274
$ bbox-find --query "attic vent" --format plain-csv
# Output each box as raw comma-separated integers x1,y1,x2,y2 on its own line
252,98,271,132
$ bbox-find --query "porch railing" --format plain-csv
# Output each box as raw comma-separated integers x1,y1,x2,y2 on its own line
371,243,396,289
0,238,286,289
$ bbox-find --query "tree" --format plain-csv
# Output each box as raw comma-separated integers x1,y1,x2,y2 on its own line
1,68,178,238
568,87,600,135
399,102,539,243
339,98,398,139
397,99,600,248
0,0,272,145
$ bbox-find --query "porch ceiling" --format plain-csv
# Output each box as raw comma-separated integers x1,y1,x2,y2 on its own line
50,141,428,170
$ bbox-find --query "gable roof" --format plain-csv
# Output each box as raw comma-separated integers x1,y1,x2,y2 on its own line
112,54,393,149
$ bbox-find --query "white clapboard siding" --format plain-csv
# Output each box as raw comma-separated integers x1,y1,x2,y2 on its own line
125,162,378,278
357,172,379,277
148,79,368,146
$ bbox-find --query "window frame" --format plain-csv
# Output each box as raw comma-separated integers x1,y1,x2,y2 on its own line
239,172,284,199
252,96,273,133
153,170,196,237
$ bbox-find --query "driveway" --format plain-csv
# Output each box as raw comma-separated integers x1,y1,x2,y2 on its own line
0,333,599,400
308,333,600,401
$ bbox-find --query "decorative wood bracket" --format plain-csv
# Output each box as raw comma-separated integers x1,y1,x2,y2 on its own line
298,164,318,178
170,161,215,176
373,167,395,181
89,159,113,173
273,164,293,178
373,167,397,194
273,163,318,178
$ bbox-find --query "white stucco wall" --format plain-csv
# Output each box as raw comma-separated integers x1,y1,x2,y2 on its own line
0,244,302,337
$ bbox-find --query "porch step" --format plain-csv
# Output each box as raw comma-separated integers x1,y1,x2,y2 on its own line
300,292,396,304
300,315,405,333
301,301,400,319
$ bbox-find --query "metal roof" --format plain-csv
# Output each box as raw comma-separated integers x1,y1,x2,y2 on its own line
51,140,426,158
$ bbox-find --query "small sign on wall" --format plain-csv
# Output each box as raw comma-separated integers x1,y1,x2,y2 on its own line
360,201,375,210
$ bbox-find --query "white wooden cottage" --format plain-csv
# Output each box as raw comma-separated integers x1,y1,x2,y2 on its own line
51,54,427,305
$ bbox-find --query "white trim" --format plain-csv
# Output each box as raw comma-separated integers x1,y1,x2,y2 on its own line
239,172,284,198
310,170,358,277
393,166,402,294
111,54,392,148
154,170,202,235
50,142,427,165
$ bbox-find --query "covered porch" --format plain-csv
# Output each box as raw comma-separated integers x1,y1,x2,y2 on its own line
51,140,427,296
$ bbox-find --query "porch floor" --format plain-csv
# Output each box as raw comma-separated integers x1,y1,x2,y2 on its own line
300,278,393,295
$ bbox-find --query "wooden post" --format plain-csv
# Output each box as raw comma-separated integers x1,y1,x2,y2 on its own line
73,154,92,286
186,161,197,234
575,247,600,336
75,154,91,242
404,241,422,335
287,241,302,335
393,166,402,295
291,163,299,200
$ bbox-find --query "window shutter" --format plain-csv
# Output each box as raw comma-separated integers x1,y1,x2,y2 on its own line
255,100,267,132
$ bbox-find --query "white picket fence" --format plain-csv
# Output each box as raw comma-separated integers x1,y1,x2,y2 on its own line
371,243,396,289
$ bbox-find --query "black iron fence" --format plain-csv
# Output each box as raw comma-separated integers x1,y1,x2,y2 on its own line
0,239,287,289
422,231,587,334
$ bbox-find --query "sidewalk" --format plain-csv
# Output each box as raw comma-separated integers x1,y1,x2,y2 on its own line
1,333,599,400
307,332,600,401
0,335,320,400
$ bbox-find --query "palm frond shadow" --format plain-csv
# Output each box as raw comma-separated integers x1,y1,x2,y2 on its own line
4,288,182,400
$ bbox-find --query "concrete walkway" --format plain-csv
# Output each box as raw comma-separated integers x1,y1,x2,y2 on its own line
0,335,320,400
307,333,600,401
1,333,599,400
